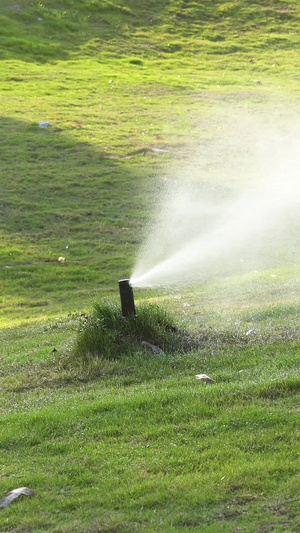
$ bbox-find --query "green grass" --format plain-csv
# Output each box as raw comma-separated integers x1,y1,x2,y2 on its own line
1,0,300,531
1,323,299,532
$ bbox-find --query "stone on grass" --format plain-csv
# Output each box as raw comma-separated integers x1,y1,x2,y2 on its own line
38,121,52,128
0,487,34,509
195,374,215,383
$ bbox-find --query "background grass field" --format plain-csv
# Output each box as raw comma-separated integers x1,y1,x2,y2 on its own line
1,1,300,531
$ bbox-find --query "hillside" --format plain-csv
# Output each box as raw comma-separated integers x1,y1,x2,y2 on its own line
0,0,299,64
1,0,299,324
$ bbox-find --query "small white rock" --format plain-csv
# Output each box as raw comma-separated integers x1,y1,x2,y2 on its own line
39,121,52,128
195,374,215,383
0,487,34,508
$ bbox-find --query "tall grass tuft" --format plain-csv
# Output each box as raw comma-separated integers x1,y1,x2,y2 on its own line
74,300,191,360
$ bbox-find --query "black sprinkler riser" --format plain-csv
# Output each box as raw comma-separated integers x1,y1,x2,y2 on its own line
119,279,136,317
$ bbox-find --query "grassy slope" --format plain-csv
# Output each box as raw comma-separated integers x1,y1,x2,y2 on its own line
0,1,300,531
1,0,300,324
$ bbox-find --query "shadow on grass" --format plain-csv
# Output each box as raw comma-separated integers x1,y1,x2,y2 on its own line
0,116,153,320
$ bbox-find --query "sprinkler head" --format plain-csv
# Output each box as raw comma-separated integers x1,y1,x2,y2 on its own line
119,279,136,317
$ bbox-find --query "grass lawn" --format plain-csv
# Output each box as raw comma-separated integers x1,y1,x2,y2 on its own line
0,1,300,531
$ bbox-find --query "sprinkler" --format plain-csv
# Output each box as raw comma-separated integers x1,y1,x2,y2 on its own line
119,279,136,317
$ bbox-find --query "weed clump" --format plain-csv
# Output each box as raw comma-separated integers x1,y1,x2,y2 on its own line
74,300,191,360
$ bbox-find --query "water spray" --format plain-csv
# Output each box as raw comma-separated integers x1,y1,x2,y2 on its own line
119,279,136,317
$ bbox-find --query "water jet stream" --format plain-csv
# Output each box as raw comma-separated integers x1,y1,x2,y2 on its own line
131,117,300,289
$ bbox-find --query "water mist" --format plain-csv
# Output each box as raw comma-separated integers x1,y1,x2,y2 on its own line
131,112,300,289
